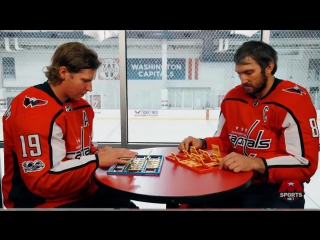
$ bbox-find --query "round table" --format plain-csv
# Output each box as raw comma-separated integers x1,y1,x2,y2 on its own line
94,147,253,206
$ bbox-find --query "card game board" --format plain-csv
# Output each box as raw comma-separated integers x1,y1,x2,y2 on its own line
166,145,225,174
107,155,164,176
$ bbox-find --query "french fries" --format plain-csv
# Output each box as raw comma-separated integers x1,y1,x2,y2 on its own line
170,146,222,168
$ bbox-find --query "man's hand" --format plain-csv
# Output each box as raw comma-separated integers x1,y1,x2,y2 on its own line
219,152,265,174
178,136,203,152
97,148,138,167
95,146,113,154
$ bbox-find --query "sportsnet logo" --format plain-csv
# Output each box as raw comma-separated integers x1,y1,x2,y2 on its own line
278,180,304,201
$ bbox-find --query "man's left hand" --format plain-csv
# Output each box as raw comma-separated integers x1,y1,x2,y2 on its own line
219,152,265,173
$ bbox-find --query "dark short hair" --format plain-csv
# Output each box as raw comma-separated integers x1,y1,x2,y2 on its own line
234,40,278,75
44,42,101,85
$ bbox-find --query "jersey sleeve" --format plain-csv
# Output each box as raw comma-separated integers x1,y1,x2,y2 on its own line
90,144,100,154
89,107,100,154
257,92,319,184
15,111,99,198
204,97,233,153
204,115,233,153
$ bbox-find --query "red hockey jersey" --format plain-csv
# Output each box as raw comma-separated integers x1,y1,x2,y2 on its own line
2,81,100,208
205,78,319,184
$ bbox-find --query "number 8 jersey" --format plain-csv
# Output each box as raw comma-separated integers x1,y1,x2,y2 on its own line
2,81,100,208
205,78,319,184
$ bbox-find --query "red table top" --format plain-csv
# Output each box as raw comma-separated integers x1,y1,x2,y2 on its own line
94,147,253,203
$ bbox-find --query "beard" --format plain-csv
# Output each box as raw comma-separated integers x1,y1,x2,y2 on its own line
242,72,268,96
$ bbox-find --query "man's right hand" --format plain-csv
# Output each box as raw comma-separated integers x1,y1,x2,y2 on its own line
178,136,203,152
97,148,138,167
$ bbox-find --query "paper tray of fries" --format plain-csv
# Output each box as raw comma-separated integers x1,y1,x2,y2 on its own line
165,145,225,174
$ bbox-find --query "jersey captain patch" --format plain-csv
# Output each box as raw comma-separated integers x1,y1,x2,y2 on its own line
282,85,306,95
83,110,89,127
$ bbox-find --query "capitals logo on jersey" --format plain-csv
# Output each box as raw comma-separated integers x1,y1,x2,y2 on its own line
282,85,306,96
23,96,48,108
228,120,272,157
